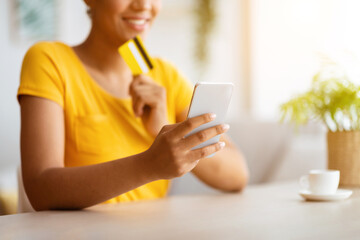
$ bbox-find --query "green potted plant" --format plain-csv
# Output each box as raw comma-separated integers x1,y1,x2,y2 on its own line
280,68,360,186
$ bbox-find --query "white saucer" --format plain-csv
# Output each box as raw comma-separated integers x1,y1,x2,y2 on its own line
299,189,353,201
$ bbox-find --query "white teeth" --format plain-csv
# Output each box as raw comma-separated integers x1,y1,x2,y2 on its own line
127,19,146,25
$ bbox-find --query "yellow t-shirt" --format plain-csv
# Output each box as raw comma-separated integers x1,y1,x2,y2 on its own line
17,41,193,203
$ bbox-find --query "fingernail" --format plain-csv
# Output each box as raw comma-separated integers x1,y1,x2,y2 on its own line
221,124,230,131
210,113,216,120
219,141,226,148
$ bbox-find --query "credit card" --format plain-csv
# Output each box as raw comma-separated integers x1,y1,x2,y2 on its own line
118,36,154,75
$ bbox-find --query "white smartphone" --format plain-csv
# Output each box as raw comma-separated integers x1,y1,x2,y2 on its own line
186,82,234,155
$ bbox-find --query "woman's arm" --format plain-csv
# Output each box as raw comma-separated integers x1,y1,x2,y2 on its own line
191,135,249,192
20,96,227,211
177,109,249,192
20,96,153,210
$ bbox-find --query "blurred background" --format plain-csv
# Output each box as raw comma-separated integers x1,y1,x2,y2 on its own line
1,0,360,214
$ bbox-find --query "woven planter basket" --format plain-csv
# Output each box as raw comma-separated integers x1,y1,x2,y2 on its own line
327,131,360,187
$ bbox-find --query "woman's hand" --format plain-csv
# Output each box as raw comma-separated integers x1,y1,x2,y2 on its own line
129,75,168,137
144,113,230,180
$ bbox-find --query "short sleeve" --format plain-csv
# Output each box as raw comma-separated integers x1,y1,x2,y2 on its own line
17,42,64,108
172,67,194,116
152,59,194,117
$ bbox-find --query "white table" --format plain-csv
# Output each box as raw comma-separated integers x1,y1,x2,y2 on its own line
1,181,359,240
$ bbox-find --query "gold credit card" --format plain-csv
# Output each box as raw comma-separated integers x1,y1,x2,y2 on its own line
118,36,154,75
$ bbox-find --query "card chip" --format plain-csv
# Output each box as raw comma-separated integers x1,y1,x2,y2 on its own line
118,36,154,75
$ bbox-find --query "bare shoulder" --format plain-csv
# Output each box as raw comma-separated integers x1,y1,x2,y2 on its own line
19,95,63,114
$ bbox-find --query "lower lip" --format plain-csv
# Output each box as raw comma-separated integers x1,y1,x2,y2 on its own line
124,20,149,31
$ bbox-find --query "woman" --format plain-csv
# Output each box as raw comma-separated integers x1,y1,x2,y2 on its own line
18,0,249,211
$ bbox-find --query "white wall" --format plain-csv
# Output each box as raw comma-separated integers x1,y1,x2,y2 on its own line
251,0,360,120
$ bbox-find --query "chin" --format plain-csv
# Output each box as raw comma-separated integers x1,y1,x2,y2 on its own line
123,32,148,43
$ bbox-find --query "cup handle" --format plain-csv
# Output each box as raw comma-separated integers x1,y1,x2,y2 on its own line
299,175,309,191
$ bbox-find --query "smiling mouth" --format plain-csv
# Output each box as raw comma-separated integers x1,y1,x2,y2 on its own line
123,18,150,32
125,19,148,25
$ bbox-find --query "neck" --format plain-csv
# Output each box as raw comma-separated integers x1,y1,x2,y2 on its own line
76,27,129,74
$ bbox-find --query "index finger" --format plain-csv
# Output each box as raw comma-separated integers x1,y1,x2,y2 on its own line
129,75,148,95
171,113,216,139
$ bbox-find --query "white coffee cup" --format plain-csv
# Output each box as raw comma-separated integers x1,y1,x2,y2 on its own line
299,169,340,195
